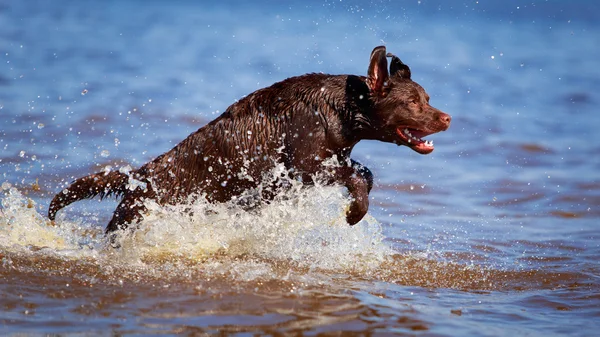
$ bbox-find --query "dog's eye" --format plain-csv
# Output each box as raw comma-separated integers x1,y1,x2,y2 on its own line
409,99,417,105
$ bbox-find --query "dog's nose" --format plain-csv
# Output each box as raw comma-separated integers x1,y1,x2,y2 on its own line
438,112,451,129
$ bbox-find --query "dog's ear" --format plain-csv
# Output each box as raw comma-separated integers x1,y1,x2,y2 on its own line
367,46,389,95
387,53,411,80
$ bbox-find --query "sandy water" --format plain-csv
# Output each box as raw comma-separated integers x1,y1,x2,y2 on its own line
1,0,599,335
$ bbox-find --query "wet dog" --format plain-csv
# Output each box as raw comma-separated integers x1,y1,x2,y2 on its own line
48,46,451,233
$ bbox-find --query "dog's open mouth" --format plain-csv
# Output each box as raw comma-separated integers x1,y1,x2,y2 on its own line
396,127,436,154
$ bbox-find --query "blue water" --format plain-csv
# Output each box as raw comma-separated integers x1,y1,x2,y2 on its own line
1,0,599,335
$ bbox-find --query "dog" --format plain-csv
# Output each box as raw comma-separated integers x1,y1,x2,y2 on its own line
48,46,451,233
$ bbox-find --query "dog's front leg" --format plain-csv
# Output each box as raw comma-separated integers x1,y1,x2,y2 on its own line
334,162,373,225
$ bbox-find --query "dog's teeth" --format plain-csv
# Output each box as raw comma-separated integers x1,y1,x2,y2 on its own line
408,139,411,143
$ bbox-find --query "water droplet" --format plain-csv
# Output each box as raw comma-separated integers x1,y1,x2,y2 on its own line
81,89,88,95
37,123,45,129
100,150,110,158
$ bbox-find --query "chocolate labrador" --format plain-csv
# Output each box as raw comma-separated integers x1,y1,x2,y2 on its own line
48,46,451,233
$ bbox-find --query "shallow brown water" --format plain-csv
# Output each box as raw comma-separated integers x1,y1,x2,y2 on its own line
2,243,596,335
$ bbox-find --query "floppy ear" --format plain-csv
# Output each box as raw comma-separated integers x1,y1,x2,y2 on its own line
367,46,389,94
387,53,411,80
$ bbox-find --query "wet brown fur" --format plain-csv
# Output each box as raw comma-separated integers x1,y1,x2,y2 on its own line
48,46,451,233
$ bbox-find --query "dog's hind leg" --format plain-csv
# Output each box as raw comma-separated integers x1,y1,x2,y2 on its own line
105,186,155,234
106,196,144,233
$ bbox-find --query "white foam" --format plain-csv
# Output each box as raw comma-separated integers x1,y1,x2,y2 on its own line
0,186,100,254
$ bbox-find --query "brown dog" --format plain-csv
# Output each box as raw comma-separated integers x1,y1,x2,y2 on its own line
48,46,451,233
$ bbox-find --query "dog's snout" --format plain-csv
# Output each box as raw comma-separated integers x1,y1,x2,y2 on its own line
438,112,451,129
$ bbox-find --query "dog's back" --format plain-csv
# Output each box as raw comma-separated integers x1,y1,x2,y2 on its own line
137,73,367,203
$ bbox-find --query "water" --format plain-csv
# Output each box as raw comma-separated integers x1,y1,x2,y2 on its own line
1,0,599,335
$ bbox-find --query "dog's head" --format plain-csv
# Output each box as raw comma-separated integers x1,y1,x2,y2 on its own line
364,46,451,154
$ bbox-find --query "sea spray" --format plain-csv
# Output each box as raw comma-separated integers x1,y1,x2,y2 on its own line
0,185,105,257
113,178,392,275
1,175,392,283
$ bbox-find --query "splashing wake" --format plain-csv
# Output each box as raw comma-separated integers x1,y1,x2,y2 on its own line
1,174,391,283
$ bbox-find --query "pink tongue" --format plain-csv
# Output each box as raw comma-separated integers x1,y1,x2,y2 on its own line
396,128,435,154
414,140,434,154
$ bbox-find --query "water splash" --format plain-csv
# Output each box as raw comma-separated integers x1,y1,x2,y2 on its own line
118,183,390,272
0,185,101,253
1,175,392,283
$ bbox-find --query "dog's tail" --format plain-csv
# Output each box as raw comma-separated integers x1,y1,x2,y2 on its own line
48,170,130,221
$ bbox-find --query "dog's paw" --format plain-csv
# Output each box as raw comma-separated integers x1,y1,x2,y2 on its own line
346,198,368,225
